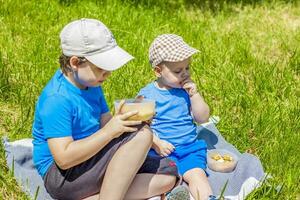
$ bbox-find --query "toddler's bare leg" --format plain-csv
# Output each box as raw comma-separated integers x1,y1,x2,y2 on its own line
99,126,153,200
183,168,212,200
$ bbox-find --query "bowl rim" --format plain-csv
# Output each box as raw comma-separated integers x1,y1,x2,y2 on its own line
114,99,155,105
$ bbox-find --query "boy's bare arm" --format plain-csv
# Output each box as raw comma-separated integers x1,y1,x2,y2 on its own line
152,134,161,149
48,110,141,169
48,129,114,169
190,92,210,124
152,134,175,157
182,79,210,124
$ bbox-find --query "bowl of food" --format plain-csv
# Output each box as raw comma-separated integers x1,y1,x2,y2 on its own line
114,98,155,121
207,149,239,173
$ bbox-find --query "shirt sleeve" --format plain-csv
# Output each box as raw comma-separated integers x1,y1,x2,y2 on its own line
99,87,109,114
137,87,148,99
39,95,73,139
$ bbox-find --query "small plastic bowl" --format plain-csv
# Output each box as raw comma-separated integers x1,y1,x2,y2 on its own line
207,149,239,173
114,99,155,121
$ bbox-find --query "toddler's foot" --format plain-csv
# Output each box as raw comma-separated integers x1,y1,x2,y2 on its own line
166,185,190,200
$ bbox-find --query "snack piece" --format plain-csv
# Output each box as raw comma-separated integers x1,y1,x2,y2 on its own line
223,154,233,162
211,154,222,161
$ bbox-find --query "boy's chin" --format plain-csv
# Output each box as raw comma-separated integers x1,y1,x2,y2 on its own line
166,84,181,89
159,81,181,89
171,84,183,89
90,82,102,87
174,86,182,89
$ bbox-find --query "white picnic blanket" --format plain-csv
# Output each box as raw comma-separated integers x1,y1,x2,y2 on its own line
3,118,266,200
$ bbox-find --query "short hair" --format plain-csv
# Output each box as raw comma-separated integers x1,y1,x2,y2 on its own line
59,54,87,75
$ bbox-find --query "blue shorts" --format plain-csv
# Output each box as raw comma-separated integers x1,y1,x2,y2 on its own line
149,140,208,176
169,140,208,176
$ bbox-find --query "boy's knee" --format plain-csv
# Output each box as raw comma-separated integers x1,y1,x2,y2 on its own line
160,175,177,191
134,124,153,146
183,168,206,183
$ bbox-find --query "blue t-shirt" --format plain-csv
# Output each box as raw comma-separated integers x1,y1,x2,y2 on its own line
138,82,197,147
32,70,109,177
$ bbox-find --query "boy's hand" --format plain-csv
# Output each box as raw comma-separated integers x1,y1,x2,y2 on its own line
103,100,141,139
182,78,198,97
152,139,175,157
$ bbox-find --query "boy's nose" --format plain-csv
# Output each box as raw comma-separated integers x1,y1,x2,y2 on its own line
182,72,189,79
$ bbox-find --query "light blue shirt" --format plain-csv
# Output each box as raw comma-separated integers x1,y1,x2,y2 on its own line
138,82,197,147
32,70,109,177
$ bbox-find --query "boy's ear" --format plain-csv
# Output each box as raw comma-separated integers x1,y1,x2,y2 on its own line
69,56,80,71
154,66,162,77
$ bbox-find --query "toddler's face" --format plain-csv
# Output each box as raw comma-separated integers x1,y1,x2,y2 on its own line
74,59,111,88
157,58,191,89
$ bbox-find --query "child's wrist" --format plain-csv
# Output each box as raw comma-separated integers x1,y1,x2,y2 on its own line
153,136,161,146
152,141,161,152
189,90,199,97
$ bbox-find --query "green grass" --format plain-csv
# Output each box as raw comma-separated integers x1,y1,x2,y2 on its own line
0,0,299,199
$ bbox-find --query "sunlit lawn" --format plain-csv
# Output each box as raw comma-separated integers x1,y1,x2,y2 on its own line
0,0,299,199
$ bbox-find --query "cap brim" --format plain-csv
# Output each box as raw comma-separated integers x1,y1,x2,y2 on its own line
174,47,199,61
85,46,134,71
162,47,199,65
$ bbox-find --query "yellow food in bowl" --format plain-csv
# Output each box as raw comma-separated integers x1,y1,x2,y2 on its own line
211,154,233,162
115,99,155,121
211,154,222,161
223,154,233,161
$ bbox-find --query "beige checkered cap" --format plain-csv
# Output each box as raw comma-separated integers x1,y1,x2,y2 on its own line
149,34,199,67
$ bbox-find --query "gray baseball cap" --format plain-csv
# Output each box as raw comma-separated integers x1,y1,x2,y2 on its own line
60,18,134,71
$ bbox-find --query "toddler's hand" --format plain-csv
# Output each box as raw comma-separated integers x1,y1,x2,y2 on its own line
182,78,198,97
152,139,175,157
103,100,141,139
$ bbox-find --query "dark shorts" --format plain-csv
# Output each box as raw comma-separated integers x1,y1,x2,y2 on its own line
44,125,179,200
